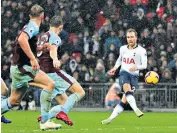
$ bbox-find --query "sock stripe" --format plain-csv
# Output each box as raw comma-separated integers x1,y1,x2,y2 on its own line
1,95,6,98
7,98,12,108
120,102,126,109
74,93,82,101
125,91,133,96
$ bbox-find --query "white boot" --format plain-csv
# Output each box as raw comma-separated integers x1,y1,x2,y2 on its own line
40,120,62,130
135,108,144,118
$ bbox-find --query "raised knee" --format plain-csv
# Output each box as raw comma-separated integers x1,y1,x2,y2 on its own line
1,88,8,96
47,80,55,91
123,83,131,93
10,97,21,106
80,89,85,97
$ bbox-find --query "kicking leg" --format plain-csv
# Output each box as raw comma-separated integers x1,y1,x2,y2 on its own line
33,71,55,123
47,93,68,119
123,83,143,117
56,82,85,126
61,82,85,114
1,79,12,123
32,72,61,130
36,93,68,122
1,87,27,114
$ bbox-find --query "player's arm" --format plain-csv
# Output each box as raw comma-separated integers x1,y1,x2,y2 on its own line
18,32,39,70
50,44,58,60
114,53,122,70
49,44,61,69
137,49,147,70
18,32,36,60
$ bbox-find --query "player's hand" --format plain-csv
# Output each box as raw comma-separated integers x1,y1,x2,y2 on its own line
30,58,40,71
107,68,117,75
53,59,61,69
37,45,44,51
129,66,137,72
44,43,51,50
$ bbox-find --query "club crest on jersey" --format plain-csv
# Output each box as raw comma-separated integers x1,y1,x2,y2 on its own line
123,58,135,64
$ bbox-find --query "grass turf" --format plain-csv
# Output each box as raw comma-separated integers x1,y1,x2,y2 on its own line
1,111,177,133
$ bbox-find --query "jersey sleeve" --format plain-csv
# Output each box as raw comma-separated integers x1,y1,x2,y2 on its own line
137,49,147,70
49,35,61,47
23,22,39,39
114,47,123,69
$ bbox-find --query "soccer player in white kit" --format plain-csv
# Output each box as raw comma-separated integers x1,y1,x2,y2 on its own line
101,29,147,124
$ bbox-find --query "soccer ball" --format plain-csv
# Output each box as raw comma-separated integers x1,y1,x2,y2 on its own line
145,71,159,85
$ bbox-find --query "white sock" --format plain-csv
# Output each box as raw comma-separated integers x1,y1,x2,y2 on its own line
126,94,138,111
109,104,124,120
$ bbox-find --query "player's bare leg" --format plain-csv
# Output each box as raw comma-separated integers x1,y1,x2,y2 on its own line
55,93,68,105
123,83,143,117
1,79,9,96
101,94,127,124
56,82,85,126
1,79,12,123
32,71,55,123
36,93,68,122
29,72,61,130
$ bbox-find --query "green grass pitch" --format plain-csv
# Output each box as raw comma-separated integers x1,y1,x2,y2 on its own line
1,111,177,133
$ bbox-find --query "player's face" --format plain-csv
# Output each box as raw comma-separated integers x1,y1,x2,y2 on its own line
126,32,137,47
58,25,63,34
40,12,45,23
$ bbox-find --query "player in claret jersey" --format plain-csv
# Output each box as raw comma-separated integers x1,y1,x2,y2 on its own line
101,29,147,124
1,4,61,130
30,16,85,126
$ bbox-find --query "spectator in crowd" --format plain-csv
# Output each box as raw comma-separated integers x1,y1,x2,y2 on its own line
72,71,80,81
104,30,122,54
1,0,177,84
119,0,133,20
91,31,101,56
130,8,149,36
84,52,96,69
140,29,153,49
99,19,112,46
65,52,82,75
168,53,177,80
175,60,177,83
83,30,92,55
92,62,108,83
79,65,91,83
118,29,126,45
160,69,175,83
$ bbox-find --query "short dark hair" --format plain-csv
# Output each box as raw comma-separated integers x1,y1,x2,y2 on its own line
29,4,44,17
49,16,63,27
126,28,137,37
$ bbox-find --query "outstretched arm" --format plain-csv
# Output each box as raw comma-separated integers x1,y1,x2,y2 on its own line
49,44,61,69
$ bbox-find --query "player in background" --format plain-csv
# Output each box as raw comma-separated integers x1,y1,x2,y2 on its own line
1,79,12,124
105,82,121,110
30,15,85,126
1,4,61,130
101,29,147,124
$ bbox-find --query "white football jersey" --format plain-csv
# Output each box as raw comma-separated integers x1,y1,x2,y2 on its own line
114,45,147,75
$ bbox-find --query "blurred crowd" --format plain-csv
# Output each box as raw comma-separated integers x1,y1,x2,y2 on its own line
1,0,177,84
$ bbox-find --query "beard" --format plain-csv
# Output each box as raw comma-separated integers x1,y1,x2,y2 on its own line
128,42,136,47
